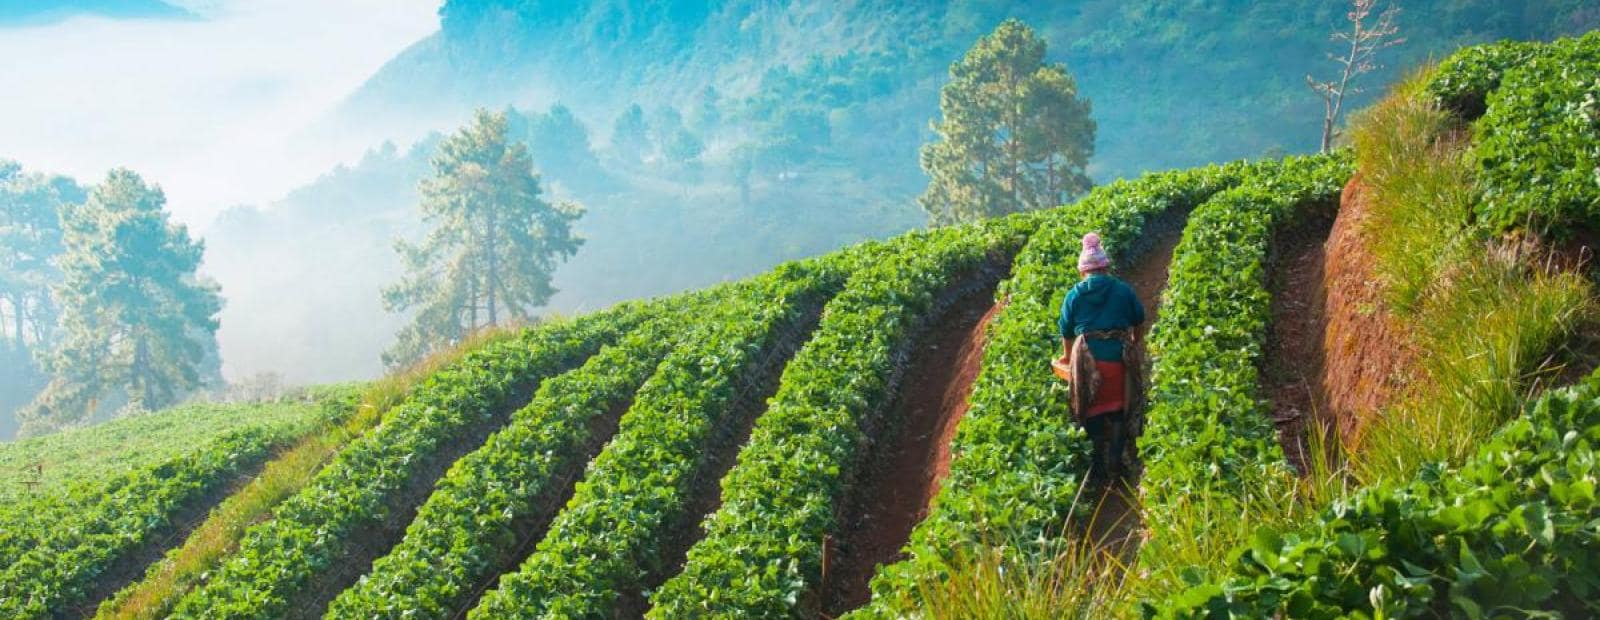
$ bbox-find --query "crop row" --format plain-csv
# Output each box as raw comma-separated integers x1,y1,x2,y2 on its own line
1469,32,1600,237
324,283,741,618
1135,153,1351,589
1154,368,1600,618
466,258,851,619
0,429,282,618
170,305,650,618
0,394,348,575
851,162,1251,616
644,214,1034,617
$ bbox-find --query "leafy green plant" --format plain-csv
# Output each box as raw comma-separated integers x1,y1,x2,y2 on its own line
1154,373,1600,618
0,429,282,618
1471,32,1600,238
324,290,721,618
852,161,1252,617
169,307,647,618
1132,153,1352,600
96,336,510,620
645,216,1032,617
466,261,848,619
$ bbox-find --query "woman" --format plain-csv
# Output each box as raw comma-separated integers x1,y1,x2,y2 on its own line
1057,232,1145,483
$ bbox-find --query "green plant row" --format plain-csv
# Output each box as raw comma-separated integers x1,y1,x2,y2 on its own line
852,162,1251,617
324,288,725,619
467,259,850,619
169,307,649,618
644,215,1034,618
1425,38,1545,118
1154,369,1600,618
0,395,350,572
1134,154,1351,591
0,429,282,618
1470,32,1600,238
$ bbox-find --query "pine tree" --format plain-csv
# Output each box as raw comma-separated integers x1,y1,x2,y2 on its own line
382,109,583,368
0,160,83,355
919,19,1095,225
20,169,221,434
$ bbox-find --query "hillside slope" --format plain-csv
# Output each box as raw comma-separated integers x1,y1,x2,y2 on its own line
4,31,1597,620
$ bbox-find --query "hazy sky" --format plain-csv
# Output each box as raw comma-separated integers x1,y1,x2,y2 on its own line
0,0,438,228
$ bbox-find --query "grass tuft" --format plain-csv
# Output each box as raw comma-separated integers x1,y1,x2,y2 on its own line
95,326,525,620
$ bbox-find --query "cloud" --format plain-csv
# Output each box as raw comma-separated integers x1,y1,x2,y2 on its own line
0,0,439,227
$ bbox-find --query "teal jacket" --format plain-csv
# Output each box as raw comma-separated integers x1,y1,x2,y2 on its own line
1057,273,1145,362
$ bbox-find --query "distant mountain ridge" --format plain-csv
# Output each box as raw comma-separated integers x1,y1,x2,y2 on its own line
334,0,1600,179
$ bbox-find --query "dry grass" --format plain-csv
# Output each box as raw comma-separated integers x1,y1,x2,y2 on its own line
95,327,525,620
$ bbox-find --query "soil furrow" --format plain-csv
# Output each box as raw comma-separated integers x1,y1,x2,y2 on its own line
823,274,1003,616
1264,205,1338,475
616,302,828,618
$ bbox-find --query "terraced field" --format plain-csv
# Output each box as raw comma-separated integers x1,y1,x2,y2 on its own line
3,33,1597,618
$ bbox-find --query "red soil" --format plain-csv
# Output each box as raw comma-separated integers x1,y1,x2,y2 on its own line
1077,226,1182,555
1321,176,1418,446
1263,205,1337,474
823,287,999,616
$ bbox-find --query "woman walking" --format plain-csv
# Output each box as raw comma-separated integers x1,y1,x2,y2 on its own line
1057,232,1146,484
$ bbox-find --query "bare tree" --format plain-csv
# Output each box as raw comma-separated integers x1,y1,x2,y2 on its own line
1307,0,1404,152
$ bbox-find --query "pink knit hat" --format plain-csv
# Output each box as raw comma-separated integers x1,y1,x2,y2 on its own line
1078,232,1110,272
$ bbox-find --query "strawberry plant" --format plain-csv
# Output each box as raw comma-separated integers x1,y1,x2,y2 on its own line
1154,371,1600,619
644,216,1033,618
169,307,646,618
325,288,725,619
1470,32,1600,238
852,162,1251,617
1134,153,1351,594
0,429,281,618
466,260,849,619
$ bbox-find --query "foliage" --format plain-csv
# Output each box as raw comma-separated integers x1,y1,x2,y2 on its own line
854,162,1250,617
383,109,584,368
95,335,506,620
0,159,82,356
19,169,221,434
1425,39,1544,118
467,260,847,619
0,399,334,501
1133,154,1353,598
1343,43,1599,484
919,19,1095,225
324,290,715,618
0,429,283,618
645,216,1032,617
1153,374,1600,618
1470,32,1600,238
170,307,642,618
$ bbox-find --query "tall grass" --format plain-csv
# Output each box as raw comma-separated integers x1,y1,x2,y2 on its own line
96,327,525,620
1349,69,1479,315
1355,256,1592,482
1131,421,1351,606
1343,68,1597,483
887,531,1131,619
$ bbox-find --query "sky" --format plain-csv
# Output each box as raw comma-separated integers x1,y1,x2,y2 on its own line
0,0,439,228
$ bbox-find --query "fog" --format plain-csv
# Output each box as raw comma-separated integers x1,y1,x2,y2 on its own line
0,0,437,227
6,0,1588,412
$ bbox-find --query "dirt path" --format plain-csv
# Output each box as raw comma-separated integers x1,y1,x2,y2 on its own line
1264,210,1338,475
823,285,1000,616
1075,226,1183,558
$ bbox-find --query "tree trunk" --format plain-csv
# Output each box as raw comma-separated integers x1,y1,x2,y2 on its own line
5,294,20,349
486,201,499,327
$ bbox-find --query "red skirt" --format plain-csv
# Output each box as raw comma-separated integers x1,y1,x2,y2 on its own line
1085,361,1126,418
